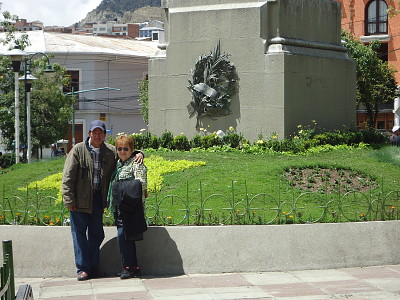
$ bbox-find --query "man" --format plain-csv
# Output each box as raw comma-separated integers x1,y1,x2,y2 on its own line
391,125,400,146
62,120,143,281
51,143,62,157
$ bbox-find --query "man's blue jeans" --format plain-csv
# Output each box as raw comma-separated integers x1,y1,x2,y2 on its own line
70,191,105,274
117,227,138,268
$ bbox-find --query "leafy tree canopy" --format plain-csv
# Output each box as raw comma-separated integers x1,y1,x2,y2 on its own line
342,31,398,128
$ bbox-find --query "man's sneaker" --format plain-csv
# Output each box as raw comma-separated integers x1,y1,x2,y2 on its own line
120,267,132,279
77,271,89,281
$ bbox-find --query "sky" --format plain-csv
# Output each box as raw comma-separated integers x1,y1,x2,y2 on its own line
1,0,103,27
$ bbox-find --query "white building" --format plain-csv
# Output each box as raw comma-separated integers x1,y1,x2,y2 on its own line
1,31,159,153
93,21,128,36
139,20,164,41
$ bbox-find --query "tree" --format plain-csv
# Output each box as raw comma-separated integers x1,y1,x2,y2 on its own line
0,3,30,50
342,31,398,128
28,58,73,157
137,75,148,124
0,4,73,157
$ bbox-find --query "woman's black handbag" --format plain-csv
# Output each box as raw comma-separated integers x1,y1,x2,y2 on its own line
112,179,142,212
112,179,147,240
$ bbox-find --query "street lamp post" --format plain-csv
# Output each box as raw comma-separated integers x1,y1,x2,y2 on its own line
5,47,28,164
19,72,37,163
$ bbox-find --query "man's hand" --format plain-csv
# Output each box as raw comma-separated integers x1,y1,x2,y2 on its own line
68,205,76,211
134,152,144,164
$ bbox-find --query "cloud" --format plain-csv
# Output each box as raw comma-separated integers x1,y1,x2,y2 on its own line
1,0,102,27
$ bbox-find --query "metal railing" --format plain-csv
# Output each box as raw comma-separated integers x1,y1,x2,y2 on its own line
1,182,400,226
0,240,15,300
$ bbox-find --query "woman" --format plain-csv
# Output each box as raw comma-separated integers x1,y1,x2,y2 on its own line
108,134,148,279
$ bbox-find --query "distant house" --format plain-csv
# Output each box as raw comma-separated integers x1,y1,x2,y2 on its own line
44,26,73,34
93,21,140,38
1,31,159,153
0,19,43,32
139,20,164,42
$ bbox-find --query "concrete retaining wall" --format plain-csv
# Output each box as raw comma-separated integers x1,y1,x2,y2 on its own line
1,222,399,277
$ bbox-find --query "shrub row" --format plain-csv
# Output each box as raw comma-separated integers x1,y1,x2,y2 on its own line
108,127,388,153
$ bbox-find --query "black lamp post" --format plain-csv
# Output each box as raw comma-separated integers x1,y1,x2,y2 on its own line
19,72,37,163
4,46,28,164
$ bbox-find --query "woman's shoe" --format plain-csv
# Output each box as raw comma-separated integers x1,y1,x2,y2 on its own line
120,266,141,279
131,266,141,278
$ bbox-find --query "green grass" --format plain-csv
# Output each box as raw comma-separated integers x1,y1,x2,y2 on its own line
1,147,400,225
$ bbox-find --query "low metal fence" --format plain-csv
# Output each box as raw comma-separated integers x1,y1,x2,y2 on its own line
0,240,15,300
1,182,400,226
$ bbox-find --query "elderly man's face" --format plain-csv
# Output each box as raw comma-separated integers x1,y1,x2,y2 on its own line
89,128,106,148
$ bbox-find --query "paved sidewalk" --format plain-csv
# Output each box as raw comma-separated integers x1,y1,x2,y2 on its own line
16,265,400,300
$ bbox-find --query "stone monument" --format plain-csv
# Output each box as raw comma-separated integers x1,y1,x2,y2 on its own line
149,0,356,141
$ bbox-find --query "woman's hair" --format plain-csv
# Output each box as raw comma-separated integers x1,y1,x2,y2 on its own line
115,134,134,150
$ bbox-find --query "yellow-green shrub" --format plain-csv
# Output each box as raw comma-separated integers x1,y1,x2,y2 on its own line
19,155,206,201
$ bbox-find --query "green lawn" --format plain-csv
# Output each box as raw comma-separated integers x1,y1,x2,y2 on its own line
1,146,400,225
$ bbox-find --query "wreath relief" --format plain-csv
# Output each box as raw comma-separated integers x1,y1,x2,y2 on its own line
187,41,238,121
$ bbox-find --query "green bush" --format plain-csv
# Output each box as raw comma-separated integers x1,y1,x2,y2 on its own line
0,153,14,169
174,135,191,151
147,134,160,149
312,128,386,146
141,131,160,149
222,129,244,148
190,134,202,148
201,133,222,148
131,133,144,149
160,131,174,149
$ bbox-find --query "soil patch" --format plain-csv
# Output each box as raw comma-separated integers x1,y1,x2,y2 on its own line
284,167,378,193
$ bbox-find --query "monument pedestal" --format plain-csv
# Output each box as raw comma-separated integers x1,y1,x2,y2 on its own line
149,0,355,140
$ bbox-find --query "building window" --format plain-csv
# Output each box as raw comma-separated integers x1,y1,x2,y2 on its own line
376,42,388,62
365,0,388,35
64,70,80,108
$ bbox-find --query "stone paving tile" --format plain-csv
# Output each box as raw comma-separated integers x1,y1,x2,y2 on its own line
259,282,327,297
95,290,153,300
290,269,356,283
242,272,303,285
143,275,200,290
91,277,146,294
203,286,272,299
192,274,251,288
362,277,400,293
41,297,96,300
39,281,94,299
40,278,82,287
311,279,382,294
324,291,400,300
149,287,213,299
343,266,400,279
275,295,333,300
387,265,400,272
